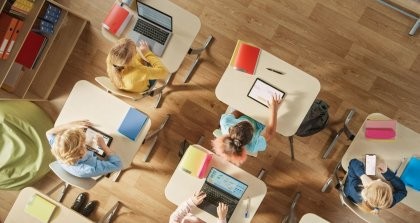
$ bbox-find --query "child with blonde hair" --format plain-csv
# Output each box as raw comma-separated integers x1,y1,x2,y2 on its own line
212,95,282,166
344,159,407,214
46,120,122,178
106,38,168,93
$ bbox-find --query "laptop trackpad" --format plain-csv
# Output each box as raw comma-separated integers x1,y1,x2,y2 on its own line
198,202,218,217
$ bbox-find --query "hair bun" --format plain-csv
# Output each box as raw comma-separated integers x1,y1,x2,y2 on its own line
233,139,242,147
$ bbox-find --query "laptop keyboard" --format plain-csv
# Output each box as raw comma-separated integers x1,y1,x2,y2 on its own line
133,19,169,45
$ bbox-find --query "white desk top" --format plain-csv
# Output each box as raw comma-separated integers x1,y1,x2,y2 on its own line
342,113,420,211
215,48,320,136
5,187,93,223
165,145,267,223
55,80,151,169
299,213,329,223
102,0,201,73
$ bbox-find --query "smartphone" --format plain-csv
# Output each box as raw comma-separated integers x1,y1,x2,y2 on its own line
365,154,377,176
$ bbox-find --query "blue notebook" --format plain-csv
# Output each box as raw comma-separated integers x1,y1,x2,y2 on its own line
118,107,149,141
400,156,420,191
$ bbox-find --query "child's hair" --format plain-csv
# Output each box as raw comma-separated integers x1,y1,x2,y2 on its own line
51,128,86,165
359,180,393,214
211,121,253,166
106,38,137,88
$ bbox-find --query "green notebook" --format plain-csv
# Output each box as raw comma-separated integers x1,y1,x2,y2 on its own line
25,194,56,223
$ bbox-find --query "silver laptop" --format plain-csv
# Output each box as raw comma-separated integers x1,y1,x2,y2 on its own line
198,167,248,222
127,1,172,57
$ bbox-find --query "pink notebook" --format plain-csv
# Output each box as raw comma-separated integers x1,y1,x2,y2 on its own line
365,119,397,140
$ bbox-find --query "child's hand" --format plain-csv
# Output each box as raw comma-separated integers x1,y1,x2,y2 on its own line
192,191,206,206
138,40,150,54
69,120,92,128
267,94,282,113
217,202,228,220
377,162,388,173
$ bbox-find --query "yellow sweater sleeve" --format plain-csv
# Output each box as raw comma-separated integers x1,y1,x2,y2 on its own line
121,52,169,93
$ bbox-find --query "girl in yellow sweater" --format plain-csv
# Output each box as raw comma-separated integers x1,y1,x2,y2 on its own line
106,38,169,93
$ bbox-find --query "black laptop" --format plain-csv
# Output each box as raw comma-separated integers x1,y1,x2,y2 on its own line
198,167,248,222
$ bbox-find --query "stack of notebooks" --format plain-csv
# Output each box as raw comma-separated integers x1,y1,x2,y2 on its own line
180,145,212,179
0,12,24,60
4,0,35,19
229,40,261,75
364,119,397,140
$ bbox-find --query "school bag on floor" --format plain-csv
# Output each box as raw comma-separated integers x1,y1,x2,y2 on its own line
296,99,329,137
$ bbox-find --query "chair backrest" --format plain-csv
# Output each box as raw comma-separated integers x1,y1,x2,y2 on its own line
49,161,97,190
95,76,150,100
339,175,385,223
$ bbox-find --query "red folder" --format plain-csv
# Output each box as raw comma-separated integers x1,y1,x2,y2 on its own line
102,4,132,37
3,19,23,59
0,13,18,58
231,41,261,75
15,31,47,69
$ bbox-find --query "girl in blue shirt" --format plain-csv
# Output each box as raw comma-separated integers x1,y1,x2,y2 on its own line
344,159,407,213
46,120,122,178
212,95,282,166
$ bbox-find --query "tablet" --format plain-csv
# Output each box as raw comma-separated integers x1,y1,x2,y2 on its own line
84,127,113,157
247,78,286,107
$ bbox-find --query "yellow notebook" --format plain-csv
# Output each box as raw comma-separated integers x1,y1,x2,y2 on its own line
25,194,56,223
180,145,212,179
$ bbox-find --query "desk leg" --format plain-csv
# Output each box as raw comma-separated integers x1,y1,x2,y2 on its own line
281,192,301,223
409,19,419,36
47,181,70,202
183,35,214,83
142,114,170,161
288,136,295,161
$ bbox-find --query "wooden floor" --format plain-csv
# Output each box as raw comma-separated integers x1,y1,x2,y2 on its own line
1,0,420,222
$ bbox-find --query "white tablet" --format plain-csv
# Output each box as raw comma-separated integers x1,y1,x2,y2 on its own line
248,78,285,107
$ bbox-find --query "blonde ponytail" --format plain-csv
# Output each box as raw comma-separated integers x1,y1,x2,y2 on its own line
106,38,137,88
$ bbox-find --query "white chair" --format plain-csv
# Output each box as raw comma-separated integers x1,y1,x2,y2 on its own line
48,161,97,202
95,72,173,108
321,162,385,223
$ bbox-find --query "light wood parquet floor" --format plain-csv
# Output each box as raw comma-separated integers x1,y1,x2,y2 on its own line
1,0,420,222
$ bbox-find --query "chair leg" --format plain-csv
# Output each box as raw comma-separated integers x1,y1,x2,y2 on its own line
321,161,342,193
183,35,214,83
57,182,70,202
257,168,266,180
142,114,170,161
409,19,420,36
288,136,295,160
281,192,301,223
322,128,344,159
99,201,121,223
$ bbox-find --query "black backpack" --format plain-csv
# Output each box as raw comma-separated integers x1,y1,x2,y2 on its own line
296,99,329,137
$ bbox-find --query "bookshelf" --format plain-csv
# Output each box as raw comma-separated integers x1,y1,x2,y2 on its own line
0,0,88,100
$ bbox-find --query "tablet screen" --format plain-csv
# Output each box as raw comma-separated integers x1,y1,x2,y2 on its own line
247,78,285,107
84,127,113,157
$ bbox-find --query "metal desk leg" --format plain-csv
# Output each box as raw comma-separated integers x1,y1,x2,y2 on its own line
282,192,301,223
142,114,170,162
183,35,214,83
289,136,295,161
409,19,420,36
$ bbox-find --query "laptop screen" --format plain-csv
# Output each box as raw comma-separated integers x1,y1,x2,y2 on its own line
206,168,248,199
137,1,172,31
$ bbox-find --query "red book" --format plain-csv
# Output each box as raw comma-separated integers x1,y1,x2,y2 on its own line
15,31,47,69
102,4,132,37
230,41,261,75
0,13,18,58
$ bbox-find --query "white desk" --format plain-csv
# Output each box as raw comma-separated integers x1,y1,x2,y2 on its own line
215,48,320,136
102,0,201,74
299,213,329,223
165,145,267,223
55,80,151,169
5,187,93,223
341,113,420,211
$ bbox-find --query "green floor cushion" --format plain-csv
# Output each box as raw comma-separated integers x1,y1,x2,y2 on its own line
0,101,54,190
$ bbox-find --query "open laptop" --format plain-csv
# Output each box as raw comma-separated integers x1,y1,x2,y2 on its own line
198,167,248,222
127,0,173,57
